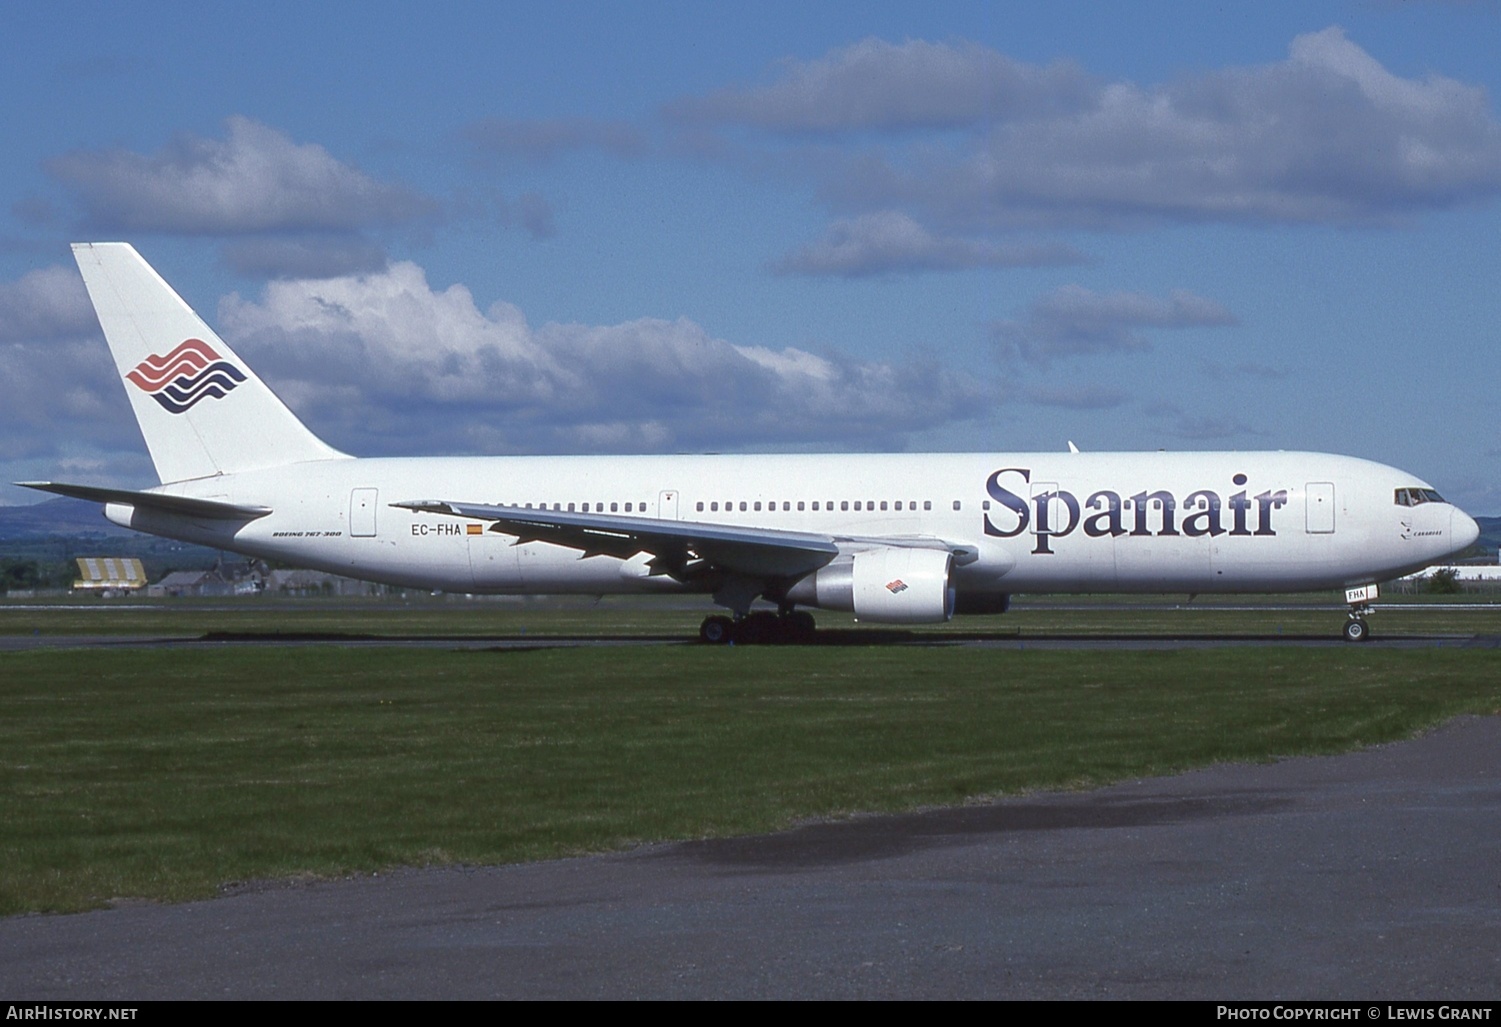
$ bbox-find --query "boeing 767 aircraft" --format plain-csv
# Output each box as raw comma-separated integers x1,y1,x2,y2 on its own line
20,243,1480,643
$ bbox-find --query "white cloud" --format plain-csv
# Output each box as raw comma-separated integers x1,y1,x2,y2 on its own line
670,37,1092,133
1024,384,1129,410
217,261,989,455
46,116,435,235
221,236,392,279
463,117,647,161
993,285,1236,366
0,268,144,494
676,28,1501,229
1141,400,1270,442
1199,359,1288,382
770,210,1084,277
0,265,96,341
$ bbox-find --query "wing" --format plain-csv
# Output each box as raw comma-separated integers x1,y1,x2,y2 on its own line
393,499,840,579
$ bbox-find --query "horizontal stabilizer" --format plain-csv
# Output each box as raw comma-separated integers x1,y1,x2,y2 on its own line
17,481,272,521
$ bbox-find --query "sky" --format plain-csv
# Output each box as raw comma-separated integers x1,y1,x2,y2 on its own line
1,1,1498,510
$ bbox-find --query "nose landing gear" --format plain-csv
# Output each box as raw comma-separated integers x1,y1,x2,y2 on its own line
1342,584,1377,643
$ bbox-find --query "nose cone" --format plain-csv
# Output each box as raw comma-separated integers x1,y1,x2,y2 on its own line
1452,507,1481,553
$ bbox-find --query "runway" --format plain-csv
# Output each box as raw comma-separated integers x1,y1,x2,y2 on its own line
3,716,1499,999
0,629,1494,651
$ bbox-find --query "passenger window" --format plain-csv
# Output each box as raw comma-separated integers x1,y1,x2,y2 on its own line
754,501,762,511
695,501,704,512
740,501,747,512
841,501,849,511
952,500,961,511
797,501,805,511
880,501,888,511
924,501,931,511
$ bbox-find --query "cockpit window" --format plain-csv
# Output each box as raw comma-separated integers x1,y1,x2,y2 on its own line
1395,487,1446,507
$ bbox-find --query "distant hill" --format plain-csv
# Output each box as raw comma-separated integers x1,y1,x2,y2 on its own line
0,498,134,540
0,498,223,584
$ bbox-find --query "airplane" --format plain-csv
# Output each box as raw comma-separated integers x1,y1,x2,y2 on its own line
19,242,1482,644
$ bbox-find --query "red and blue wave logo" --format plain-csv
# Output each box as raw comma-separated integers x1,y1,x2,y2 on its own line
125,339,247,414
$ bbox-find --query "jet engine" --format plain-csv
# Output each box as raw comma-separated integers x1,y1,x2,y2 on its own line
785,547,955,623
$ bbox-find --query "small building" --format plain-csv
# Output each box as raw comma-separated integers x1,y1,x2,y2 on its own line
147,569,236,598
73,557,147,595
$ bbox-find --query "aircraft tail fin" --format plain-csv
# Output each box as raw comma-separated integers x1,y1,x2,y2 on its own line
72,242,349,484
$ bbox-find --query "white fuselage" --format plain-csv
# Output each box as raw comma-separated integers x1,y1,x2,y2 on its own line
108,450,1477,600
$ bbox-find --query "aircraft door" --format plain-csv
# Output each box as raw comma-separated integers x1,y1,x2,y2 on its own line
1028,482,1061,537
1306,482,1335,534
349,488,378,537
659,489,680,520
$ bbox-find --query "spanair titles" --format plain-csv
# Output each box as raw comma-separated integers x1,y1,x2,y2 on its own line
984,467,1290,555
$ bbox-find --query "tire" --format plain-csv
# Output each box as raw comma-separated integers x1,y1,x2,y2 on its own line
738,611,778,645
785,611,817,644
699,615,734,644
1342,618,1369,643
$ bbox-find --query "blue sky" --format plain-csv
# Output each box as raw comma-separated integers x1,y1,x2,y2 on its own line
2,1,1498,510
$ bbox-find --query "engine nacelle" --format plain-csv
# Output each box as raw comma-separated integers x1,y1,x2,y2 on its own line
786,547,955,623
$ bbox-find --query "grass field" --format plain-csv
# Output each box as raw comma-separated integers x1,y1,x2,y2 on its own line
5,589,1501,640
4,628,1501,916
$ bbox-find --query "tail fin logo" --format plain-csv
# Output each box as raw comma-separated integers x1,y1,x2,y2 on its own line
125,339,247,414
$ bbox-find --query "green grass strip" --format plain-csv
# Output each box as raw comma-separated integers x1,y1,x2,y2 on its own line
3,645,1500,915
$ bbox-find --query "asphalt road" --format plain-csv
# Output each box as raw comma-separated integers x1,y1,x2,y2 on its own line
0,630,1495,651
3,716,1499,999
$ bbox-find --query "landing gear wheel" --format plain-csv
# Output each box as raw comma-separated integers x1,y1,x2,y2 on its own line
785,610,817,644
700,615,734,645
1342,618,1370,643
737,611,778,645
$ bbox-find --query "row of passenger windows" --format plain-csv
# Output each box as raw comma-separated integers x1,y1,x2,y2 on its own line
509,499,965,515
519,501,647,512
696,499,950,513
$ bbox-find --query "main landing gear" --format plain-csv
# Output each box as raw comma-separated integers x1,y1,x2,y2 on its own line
699,610,817,645
1342,584,1377,643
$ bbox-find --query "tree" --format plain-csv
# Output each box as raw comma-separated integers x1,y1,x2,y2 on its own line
0,559,42,592
1426,567,1462,595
